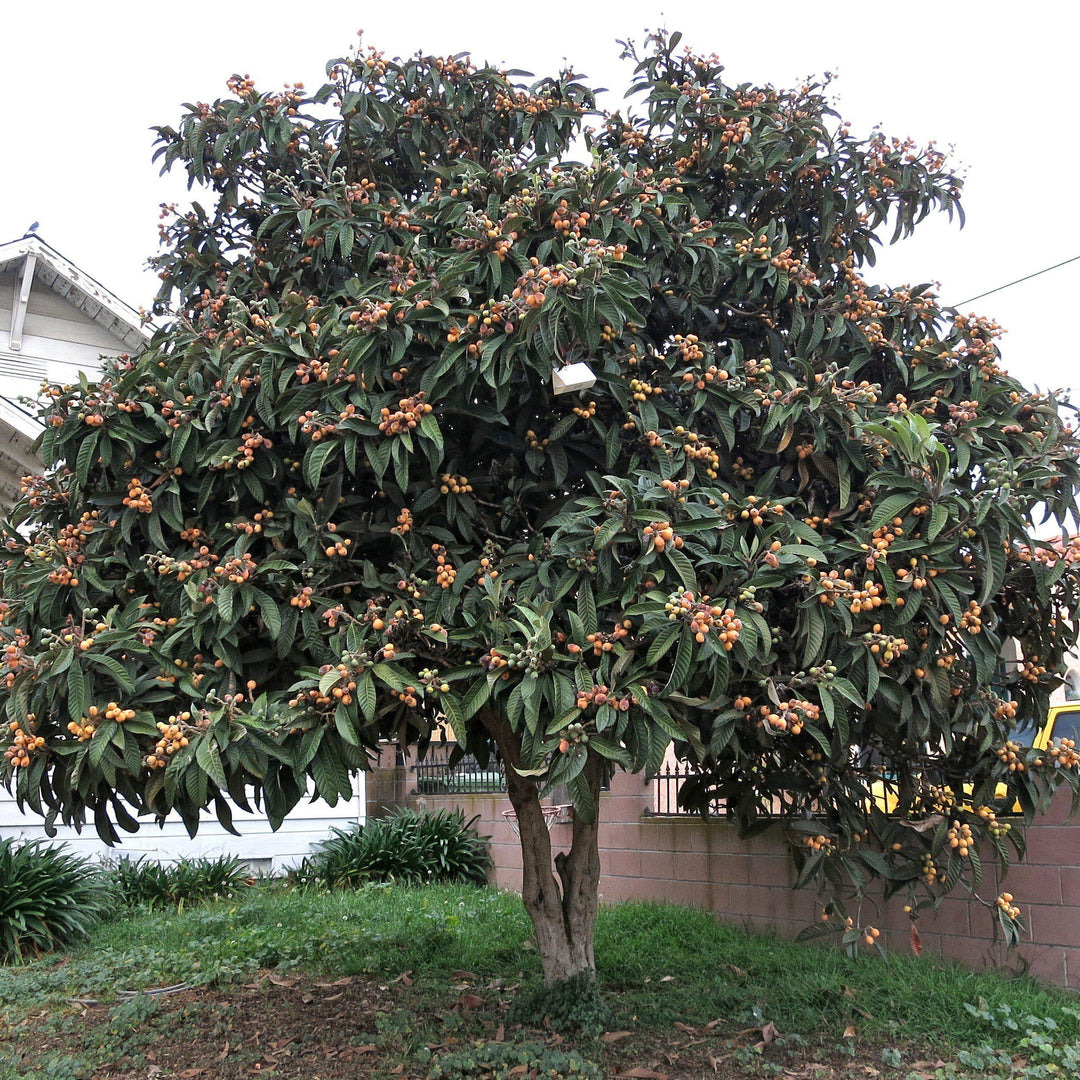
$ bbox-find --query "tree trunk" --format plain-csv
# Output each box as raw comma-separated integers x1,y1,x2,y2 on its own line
479,709,604,986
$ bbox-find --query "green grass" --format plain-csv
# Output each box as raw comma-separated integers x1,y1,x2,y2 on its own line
3,882,1079,1077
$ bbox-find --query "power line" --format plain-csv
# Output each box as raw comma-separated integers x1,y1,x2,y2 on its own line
956,254,1080,307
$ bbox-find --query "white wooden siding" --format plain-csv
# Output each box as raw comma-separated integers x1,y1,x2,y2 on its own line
0,782,366,873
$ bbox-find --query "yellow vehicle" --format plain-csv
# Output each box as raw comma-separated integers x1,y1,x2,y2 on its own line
1011,702,1080,753
867,704,1080,816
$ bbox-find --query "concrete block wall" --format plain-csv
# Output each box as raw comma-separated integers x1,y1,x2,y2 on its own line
392,759,1080,990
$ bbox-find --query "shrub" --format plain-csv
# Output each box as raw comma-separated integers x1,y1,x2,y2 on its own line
107,854,248,910
294,807,491,888
0,839,111,962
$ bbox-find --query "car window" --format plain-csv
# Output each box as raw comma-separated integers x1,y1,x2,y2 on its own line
1011,719,1040,747
1051,709,1080,743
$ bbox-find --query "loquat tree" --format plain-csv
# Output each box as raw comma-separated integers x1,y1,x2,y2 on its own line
4,30,1080,999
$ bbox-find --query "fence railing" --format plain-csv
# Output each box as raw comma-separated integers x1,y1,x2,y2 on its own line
413,747,507,795
648,763,727,817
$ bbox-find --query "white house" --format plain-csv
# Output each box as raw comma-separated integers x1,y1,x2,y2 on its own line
0,232,365,871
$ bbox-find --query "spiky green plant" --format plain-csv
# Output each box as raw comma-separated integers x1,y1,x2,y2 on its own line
0,839,111,962
108,854,249,910
294,807,491,888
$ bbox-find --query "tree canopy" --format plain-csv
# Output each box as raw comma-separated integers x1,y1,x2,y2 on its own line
4,30,1080,980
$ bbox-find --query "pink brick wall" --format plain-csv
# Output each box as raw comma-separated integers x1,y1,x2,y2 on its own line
384,757,1080,989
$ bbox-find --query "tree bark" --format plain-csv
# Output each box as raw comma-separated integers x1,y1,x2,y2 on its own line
478,708,604,986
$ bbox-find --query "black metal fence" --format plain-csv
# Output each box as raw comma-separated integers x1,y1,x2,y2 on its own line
648,763,727,817
413,747,507,795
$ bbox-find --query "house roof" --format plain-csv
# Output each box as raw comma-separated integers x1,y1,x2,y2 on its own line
0,233,150,353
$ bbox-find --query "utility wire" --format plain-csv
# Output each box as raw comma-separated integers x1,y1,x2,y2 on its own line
956,254,1080,306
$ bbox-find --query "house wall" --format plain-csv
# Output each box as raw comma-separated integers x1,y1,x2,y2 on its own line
399,758,1080,990
0,267,127,389
0,781,367,874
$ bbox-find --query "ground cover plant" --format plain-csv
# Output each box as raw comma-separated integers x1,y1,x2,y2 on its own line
0,838,111,963
1,885,1079,1079
4,26,1080,1009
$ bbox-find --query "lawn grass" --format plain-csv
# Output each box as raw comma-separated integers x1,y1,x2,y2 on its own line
2,882,1078,1079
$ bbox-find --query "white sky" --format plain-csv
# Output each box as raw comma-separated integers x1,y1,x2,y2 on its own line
3,1,1078,401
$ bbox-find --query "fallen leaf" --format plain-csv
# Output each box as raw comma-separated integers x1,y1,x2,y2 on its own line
494,1024,505,1043
392,972,414,986
267,974,299,988
708,1054,723,1072
842,985,856,998
703,1019,722,1032
601,1031,633,1043
314,977,353,988
854,1007,874,1020
760,1022,777,1045
323,992,344,1002
300,992,314,1004
723,964,747,978
617,1069,669,1079
673,1021,697,1035
269,1038,297,1051
451,969,478,981
911,924,923,956
178,1070,207,1079
508,1067,529,1076
843,1025,857,1038
659,975,675,983
458,993,485,1009
219,1042,231,1061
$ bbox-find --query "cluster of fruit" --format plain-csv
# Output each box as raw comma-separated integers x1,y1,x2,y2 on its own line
643,521,684,552
46,564,79,587
432,545,456,588
378,393,432,436
996,892,1021,920
558,722,590,751
571,400,597,420
756,698,819,735
997,741,1027,773
439,473,473,495
921,852,944,886
233,431,273,469
679,364,730,392
146,715,194,769
392,508,413,535
959,602,984,633
728,496,785,527
122,477,153,513
734,233,771,259
576,621,632,656
1049,738,1080,770
575,685,634,711
548,200,591,238
679,431,721,476
628,377,663,402
418,668,450,694
1020,657,1048,684
290,586,315,609
664,590,742,648
862,627,910,668
946,819,974,857
213,553,258,585
224,510,274,536
324,533,352,558
511,260,573,310
4,720,43,768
